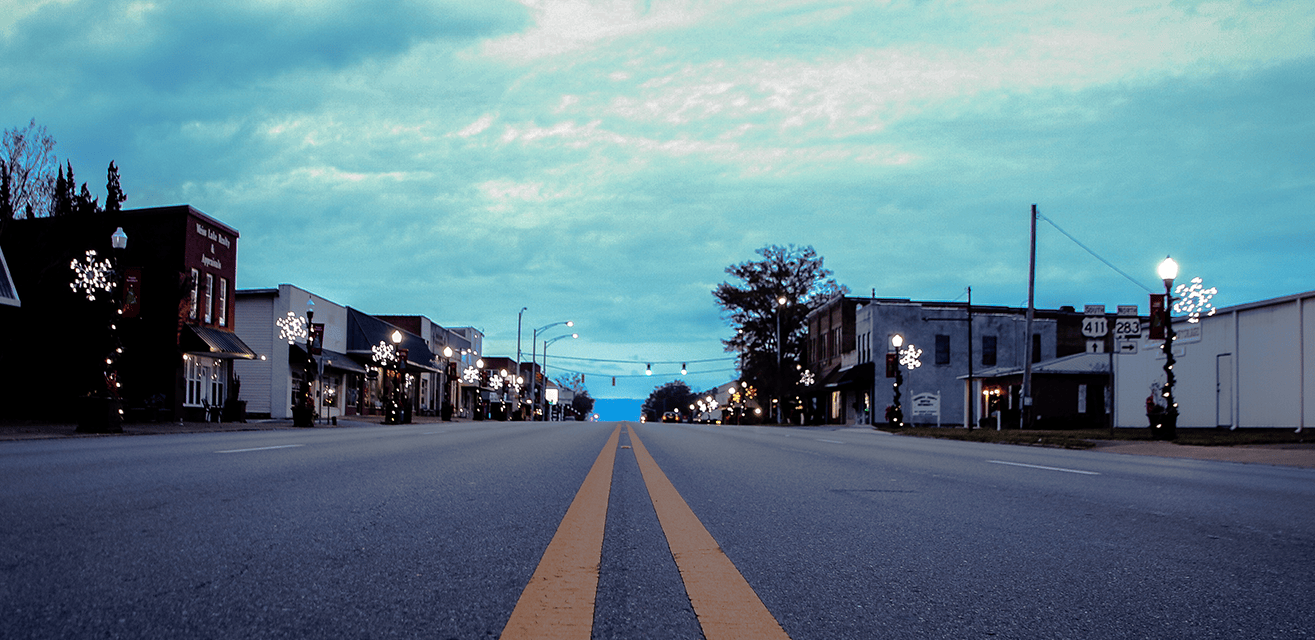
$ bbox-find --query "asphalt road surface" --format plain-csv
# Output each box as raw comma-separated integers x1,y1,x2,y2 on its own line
2,420,1312,639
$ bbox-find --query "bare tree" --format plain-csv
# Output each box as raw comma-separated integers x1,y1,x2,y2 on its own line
2,119,58,219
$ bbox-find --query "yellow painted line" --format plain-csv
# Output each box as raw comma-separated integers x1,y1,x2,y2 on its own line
500,424,621,640
628,424,792,640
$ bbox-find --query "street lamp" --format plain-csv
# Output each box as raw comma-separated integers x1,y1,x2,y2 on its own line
530,320,572,420
888,334,921,427
1155,256,1180,440
71,227,129,433
775,295,788,424
889,334,905,427
542,332,577,421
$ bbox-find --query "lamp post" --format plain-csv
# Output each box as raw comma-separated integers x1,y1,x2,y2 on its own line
542,332,577,421
530,320,572,420
515,307,527,418
1156,256,1180,440
775,295,788,424
71,227,129,433
890,334,905,427
888,334,922,427
442,345,455,421
277,301,318,427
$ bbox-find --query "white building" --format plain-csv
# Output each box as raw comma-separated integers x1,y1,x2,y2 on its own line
809,296,1070,428
1114,290,1315,430
234,285,360,421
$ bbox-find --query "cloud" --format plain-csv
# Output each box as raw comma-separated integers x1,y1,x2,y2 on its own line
480,0,707,61
4,0,1312,401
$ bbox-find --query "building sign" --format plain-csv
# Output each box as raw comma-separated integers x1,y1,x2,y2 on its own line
1175,323,1202,344
911,392,939,415
122,268,141,318
546,388,559,405
309,323,324,355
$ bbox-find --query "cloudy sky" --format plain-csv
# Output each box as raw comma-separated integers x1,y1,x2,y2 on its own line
3,0,1312,402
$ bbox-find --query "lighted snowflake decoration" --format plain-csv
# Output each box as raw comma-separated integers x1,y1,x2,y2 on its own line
1173,277,1218,323
371,341,398,366
69,250,115,301
899,344,923,370
276,311,308,345
462,366,480,384
799,369,816,386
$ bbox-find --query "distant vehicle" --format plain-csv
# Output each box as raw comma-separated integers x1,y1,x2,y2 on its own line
662,411,679,423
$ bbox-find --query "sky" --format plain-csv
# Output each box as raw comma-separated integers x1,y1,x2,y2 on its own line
3,0,1313,409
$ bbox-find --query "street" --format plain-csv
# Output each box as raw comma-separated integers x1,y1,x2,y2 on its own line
2,420,1313,639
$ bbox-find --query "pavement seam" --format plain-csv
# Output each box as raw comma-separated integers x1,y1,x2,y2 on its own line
500,424,621,640
628,424,792,640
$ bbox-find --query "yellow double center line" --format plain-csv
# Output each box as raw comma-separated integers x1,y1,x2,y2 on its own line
500,424,790,640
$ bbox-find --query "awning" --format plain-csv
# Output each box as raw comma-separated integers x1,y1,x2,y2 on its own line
347,351,440,374
822,361,875,389
292,345,368,374
814,365,843,391
322,349,367,374
183,325,258,359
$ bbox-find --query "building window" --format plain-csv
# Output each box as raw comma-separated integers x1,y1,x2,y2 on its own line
204,273,214,324
935,334,950,365
1032,334,1042,363
217,278,228,327
189,268,199,319
982,336,997,366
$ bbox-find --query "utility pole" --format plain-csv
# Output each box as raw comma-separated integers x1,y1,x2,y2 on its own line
1021,204,1037,430
966,286,974,430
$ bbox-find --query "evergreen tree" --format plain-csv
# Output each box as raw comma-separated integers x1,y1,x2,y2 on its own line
64,161,77,211
105,161,126,213
76,183,99,216
52,164,69,216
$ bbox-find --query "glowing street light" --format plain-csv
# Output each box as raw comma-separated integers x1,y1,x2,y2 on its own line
887,334,920,427
70,227,129,433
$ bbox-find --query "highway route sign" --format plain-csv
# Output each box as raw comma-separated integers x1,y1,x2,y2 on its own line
1081,316,1108,338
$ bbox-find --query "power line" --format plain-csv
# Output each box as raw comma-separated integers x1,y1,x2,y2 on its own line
1036,212,1156,293
545,366,740,380
544,355,737,365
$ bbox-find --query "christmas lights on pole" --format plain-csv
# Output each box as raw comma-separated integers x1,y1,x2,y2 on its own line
1155,257,1180,440
888,334,921,427
70,228,129,433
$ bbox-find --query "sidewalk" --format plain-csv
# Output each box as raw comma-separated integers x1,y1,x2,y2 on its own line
1087,439,1315,469
0,414,467,441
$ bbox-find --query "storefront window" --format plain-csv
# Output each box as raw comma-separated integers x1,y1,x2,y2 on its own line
184,355,225,408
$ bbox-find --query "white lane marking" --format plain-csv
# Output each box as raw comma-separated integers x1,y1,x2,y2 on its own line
423,431,447,435
816,439,845,444
987,460,1099,475
216,444,305,454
